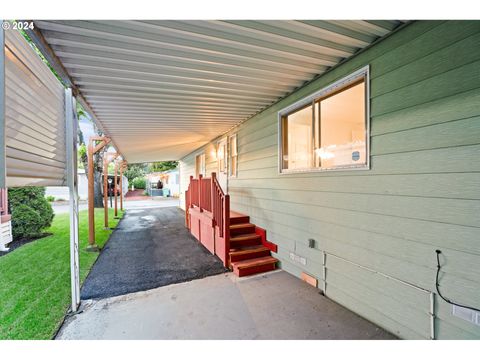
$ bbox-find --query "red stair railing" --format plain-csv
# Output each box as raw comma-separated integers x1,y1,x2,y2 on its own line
200,175,212,213
211,173,230,266
185,172,230,266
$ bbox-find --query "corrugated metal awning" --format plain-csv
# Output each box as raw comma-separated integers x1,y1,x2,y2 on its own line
33,20,404,163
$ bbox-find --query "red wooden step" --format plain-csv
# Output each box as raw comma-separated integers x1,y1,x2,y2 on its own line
229,211,250,225
229,223,256,236
230,233,262,248
231,256,277,277
229,245,271,262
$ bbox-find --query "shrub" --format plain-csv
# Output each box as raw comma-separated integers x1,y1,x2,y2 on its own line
8,187,55,239
45,195,55,202
11,204,43,239
132,177,146,189
124,164,146,182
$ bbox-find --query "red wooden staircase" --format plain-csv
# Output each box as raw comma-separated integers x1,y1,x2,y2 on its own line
185,174,278,277
228,211,277,277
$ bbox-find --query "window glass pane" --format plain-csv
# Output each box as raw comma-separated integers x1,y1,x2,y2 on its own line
229,135,238,177
230,156,237,177
282,105,313,170
230,135,237,156
195,155,200,178
317,80,366,168
195,153,205,177
218,143,226,173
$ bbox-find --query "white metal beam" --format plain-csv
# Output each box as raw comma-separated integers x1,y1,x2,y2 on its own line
65,88,80,312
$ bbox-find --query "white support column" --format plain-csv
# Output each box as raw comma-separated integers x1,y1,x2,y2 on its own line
65,88,80,312
0,22,6,188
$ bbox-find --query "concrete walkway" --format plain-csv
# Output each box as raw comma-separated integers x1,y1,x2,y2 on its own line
52,202,88,214
80,206,226,300
51,197,179,214
58,270,396,340
124,197,179,209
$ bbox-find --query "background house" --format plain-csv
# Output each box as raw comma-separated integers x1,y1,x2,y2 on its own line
46,169,128,201
145,169,180,197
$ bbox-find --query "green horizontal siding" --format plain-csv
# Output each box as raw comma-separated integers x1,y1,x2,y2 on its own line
180,20,480,339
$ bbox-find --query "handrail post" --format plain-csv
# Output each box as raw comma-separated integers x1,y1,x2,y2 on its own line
184,188,188,227
103,156,108,228
224,194,230,268
198,174,203,212
189,175,194,209
211,172,216,226
114,160,118,218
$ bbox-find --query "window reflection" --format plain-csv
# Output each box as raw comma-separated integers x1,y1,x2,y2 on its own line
317,80,366,168
282,105,313,170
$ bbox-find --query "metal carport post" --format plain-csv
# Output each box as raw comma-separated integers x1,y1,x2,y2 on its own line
65,88,80,312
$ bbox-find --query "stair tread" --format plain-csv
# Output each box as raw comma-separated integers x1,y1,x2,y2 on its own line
229,211,250,225
230,223,255,229
229,245,269,254
230,233,261,241
232,256,277,269
230,211,248,219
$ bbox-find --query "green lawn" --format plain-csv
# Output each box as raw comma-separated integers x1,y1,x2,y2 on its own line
0,208,123,340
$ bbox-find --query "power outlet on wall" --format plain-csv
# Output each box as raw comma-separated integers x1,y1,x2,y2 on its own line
452,305,480,327
289,252,307,266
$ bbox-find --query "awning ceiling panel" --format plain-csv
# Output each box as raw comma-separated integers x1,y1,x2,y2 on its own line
5,29,66,187
34,20,404,163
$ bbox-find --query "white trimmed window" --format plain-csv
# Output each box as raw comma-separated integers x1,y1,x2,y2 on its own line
279,67,370,173
195,153,205,178
229,134,238,177
217,141,227,174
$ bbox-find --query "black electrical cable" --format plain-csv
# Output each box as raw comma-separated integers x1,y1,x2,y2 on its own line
435,250,480,312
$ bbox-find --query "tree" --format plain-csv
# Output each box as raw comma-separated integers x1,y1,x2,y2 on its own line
124,164,147,182
75,102,110,208
76,102,88,170
148,161,178,173
108,162,115,175
92,140,110,208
